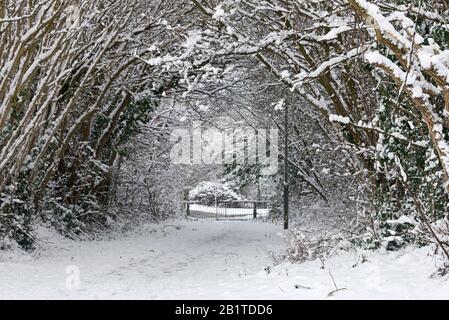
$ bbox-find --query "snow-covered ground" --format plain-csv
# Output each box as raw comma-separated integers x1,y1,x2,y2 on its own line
0,220,448,299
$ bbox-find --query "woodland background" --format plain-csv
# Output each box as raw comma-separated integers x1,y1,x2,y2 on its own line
1,0,449,264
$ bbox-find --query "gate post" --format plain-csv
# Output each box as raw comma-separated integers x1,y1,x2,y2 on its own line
253,202,257,219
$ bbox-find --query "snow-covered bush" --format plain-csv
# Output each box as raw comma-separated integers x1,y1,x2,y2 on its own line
189,181,245,205
113,128,185,225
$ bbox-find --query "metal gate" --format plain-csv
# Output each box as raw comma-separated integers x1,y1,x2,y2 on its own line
184,200,269,220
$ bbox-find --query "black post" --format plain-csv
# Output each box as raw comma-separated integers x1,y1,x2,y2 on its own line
186,202,190,217
253,202,257,219
283,103,289,230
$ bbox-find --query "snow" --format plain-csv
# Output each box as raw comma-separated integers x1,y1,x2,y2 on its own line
417,45,434,70
329,114,350,124
212,5,225,20
318,25,352,41
387,215,417,226
274,99,285,111
1,220,448,299
292,48,360,90
365,51,414,84
412,85,423,98
183,30,202,52
0,220,281,299
353,0,411,50
229,245,449,300
280,70,290,79
145,57,164,66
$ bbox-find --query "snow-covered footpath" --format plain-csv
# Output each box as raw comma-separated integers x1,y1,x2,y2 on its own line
0,220,448,299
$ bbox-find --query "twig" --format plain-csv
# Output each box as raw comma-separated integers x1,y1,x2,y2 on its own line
295,284,312,290
327,269,347,297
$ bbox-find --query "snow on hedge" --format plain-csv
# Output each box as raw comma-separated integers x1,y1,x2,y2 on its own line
189,181,246,204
